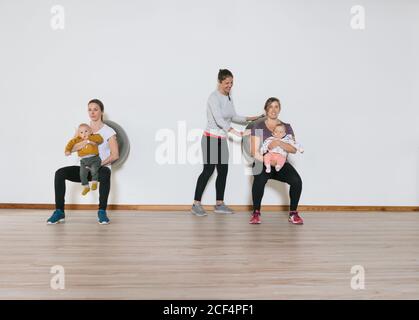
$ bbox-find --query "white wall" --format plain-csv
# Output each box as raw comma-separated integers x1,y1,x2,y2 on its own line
1,0,418,206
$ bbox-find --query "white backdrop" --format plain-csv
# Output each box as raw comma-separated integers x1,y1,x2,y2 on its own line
0,0,418,206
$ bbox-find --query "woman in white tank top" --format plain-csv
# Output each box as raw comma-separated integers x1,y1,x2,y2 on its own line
47,99,119,225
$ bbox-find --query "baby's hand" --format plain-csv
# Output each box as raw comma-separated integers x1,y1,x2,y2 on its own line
80,140,89,148
65,151,71,156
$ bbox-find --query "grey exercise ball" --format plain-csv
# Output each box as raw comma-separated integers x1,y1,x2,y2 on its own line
104,120,130,168
242,116,266,161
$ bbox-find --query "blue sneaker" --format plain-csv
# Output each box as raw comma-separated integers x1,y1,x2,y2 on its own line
98,209,110,225
47,209,65,224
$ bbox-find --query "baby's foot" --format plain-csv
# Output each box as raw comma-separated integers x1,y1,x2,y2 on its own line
275,165,282,172
82,186,90,196
265,165,271,173
91,182,98,191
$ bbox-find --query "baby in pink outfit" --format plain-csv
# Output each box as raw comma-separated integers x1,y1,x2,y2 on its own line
262,123,304,173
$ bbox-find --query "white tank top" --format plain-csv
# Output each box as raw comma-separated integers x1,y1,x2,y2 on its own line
94,124,116,168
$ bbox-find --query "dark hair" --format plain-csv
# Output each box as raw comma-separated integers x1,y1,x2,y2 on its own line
264,97,281,111
218,69,233,82
88,99,104,121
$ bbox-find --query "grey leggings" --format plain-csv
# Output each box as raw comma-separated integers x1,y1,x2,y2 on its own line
80,155,102,186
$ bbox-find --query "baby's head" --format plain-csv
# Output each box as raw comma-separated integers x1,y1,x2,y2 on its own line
78,123,92,140
273,123,286,138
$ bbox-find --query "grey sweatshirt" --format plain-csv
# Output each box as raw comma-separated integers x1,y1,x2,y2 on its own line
205,90,247,137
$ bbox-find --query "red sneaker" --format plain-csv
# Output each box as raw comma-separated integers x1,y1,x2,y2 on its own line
249,211,261,224
289,211,304,225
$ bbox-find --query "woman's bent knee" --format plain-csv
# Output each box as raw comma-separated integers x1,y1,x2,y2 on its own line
99,167,111,181
55,167,67,180
289,175,302,188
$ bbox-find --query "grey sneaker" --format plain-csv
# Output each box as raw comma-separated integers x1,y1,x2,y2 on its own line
191,203,208,216
214,203,234,214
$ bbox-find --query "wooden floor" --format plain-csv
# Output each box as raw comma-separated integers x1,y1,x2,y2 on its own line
0,209,418,300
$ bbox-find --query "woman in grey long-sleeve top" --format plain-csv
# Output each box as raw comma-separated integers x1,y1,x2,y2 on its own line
191,69,263,216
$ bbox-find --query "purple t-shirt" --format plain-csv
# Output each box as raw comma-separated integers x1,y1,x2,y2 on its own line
251,120,295,142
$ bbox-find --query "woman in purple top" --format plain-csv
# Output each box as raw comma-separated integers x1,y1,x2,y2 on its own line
249,97,303,225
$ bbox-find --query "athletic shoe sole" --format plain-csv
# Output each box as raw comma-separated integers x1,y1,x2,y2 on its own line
98,221,110,225
47,218,65,225
288,218,303,225
191,210,207,216
214,210,234,214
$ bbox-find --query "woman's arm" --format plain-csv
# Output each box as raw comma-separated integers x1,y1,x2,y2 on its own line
233,114,263,122
250,135,264,162
232,109,263,124
246,114,265,122
89,134,104,145
261,137,274,155
268,139,297,154
208,98,243,137
208,96,231,132
67,137,88,153
101,135,119,166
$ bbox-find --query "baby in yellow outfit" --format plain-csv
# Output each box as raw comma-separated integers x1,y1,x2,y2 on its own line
65,124,104,195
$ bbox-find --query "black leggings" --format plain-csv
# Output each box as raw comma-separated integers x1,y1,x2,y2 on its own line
194,135,229,202
252,162,302,212
54,166,111,211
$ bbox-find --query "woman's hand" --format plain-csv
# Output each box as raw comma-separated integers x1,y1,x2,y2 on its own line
242,129,252,136
228,128,243,137
254,152,264,162
87,140,97,146
71,140,88,152
267,139,280,150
